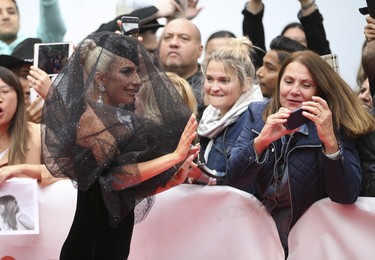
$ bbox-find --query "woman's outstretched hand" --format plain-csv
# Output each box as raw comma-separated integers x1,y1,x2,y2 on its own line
174,113,198,162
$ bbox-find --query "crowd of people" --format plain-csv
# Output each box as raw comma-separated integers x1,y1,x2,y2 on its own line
1,0,375,259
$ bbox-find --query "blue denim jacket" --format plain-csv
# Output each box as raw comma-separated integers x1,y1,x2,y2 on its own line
199,110,250,185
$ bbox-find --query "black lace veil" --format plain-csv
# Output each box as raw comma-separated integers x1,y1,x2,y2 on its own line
41,32,192,226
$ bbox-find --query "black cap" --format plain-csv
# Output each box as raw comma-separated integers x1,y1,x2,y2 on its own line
139,19,164,34
0,38,42,68
88,31,140,66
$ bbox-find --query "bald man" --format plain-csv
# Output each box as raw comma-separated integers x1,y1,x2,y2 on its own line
158,18,205,113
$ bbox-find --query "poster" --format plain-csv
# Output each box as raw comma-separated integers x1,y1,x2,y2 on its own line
0,178,39,235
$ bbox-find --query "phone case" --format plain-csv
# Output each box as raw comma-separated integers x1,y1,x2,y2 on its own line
121,16,139,36
284,108,311,130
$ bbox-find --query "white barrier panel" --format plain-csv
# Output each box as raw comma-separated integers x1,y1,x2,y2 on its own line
129,184,285,260
0,180,77,260
2,181,375,260
288,197,375,260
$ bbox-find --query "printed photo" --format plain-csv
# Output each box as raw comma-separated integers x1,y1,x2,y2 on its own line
0,178,39,235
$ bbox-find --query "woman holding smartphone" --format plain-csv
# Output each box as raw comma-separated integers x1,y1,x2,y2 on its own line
226,50,375,256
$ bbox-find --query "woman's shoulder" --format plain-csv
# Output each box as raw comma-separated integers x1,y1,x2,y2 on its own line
248,99,270,115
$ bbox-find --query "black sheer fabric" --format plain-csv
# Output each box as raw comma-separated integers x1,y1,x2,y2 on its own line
41,31,191,226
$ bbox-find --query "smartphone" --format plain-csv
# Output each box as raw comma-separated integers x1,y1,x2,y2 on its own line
29,87,44,107
321,54,340,75
121,16,140,37
284,108,311,130
33,42,74,77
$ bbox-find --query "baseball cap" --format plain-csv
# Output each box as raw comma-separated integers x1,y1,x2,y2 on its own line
139,19,164,34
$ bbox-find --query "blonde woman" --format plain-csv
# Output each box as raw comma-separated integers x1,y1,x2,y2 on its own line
188,36,263,184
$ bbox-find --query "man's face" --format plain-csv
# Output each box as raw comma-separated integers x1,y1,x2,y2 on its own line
0,0,19,43
256,50,282,98
158,19,202,76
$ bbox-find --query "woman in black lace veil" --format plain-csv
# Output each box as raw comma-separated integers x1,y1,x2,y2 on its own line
41,31,199,259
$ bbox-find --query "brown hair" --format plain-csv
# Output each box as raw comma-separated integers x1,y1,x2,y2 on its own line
264,50,375,137
0,66,29,164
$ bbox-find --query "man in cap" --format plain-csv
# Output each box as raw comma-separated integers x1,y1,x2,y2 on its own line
0,0,66,54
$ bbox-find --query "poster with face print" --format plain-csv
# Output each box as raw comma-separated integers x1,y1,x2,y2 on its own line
0,178,39,235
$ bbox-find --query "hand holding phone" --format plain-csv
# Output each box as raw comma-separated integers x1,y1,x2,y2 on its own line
29,88,44,108
283,108,311,130
121,16,140,37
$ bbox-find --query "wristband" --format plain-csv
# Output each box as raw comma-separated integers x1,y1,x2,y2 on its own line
325,149,340,159
322,140,342,160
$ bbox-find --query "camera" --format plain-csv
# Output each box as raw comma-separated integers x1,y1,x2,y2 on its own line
121,16,140,37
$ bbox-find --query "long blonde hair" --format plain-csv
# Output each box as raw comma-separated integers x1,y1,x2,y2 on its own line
265,51,375,137
166,72,198,115
202,36,255,92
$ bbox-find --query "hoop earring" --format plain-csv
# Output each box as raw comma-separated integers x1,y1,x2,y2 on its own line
97,83,105,104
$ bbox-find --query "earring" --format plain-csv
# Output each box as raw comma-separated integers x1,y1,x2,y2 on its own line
97,83,105,104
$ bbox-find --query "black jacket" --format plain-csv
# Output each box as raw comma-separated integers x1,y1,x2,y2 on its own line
357,131,375,196
242,4,331,69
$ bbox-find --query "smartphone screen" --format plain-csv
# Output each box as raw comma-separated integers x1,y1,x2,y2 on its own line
121,16,140,37
284,108,311,130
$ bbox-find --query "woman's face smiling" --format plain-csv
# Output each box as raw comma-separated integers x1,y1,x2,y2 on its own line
102,56,142,106
279,61,319,111
0,79,17,130
204,60,243,115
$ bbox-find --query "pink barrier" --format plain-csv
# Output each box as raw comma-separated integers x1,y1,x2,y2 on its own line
288,197,375,260
129,185,284,260
0,180,76,260
1,181,375,260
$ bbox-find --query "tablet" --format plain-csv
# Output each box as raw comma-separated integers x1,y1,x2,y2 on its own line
33,42,73,77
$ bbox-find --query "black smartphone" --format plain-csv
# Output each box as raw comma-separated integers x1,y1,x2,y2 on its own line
121,16,140,37
284,108,311,130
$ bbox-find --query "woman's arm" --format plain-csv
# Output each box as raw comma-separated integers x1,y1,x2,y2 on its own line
17,212,35,230
0,164,43,183
298,1,331,55
153,151,198,194
227,105,274,190
132,114,198,182
37,0,67,42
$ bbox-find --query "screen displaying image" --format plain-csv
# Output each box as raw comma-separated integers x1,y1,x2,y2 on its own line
34,42,73,77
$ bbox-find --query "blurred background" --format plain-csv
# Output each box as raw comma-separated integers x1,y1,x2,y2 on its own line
17,0,368,90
